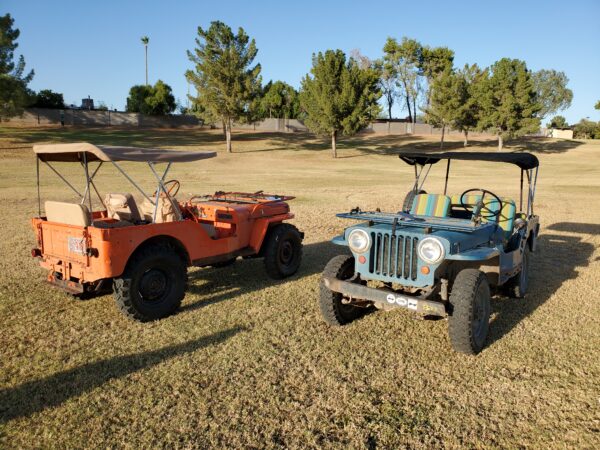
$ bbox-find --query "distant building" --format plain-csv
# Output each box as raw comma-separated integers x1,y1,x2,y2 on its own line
81,96,94,110
549,128,574,139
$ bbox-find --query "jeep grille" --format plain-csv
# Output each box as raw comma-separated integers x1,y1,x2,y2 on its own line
369,232,418,280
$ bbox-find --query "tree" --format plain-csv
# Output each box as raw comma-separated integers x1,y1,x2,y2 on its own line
453,64,484,147
259,81,300,119
374,59,397,120
420,45,454,107
0,14,34,121
32,89,64,109
383,37,422,124
186,21,262,153
126,80,175,115
595,100,600,111
424,67,462,148
475,58,540,150
531,69,572,120
141,36,149,86
572,119,600,139
547,115,568,129
299,50,381,158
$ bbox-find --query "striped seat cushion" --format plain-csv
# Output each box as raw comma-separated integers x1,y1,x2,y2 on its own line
451,194,517,236
411,194,451,217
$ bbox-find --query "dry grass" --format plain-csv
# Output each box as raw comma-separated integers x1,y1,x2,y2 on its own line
0,127,599,448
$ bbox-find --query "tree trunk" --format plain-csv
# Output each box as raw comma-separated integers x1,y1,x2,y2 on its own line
405,95,412,123
225,119,232,153
145,45,148,86
498,134,503,151
331,130,337,158
464,130,469,147
388,102,392,120
412,97,417,125
440,124,445,149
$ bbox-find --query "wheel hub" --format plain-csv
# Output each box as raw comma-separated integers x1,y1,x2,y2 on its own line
279,241,293,265
139,269,168,301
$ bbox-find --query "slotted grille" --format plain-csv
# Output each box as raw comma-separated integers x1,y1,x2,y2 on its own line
369,232,419,280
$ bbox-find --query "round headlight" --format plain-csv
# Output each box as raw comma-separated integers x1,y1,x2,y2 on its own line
418,237,445,264
348,229,371,253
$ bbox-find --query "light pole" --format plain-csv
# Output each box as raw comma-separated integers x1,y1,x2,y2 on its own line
141,36,149,86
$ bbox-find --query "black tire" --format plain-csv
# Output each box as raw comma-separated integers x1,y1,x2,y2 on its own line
113,243,187,322
402,189,427,212
448,269,491,354
263,223,303,279
505,247,530,298
319,255,367,326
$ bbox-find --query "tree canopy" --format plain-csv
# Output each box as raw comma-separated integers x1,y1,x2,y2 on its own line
32,89,64,109
0,13,34,121
424,66,463,148
258,81,300,119
547,115,568,129
475,58,540,150
186,21,262,153
300,50,381,158
531,69,573,119
126,80,175,115
451,64,484,147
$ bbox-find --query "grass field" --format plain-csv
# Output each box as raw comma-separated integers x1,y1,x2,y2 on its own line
1,127,599,448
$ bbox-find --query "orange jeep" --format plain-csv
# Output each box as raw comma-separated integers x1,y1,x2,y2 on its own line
31,143,303,321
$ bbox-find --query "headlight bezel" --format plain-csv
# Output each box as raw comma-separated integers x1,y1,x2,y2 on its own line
347,229,371,254
417,237,445,264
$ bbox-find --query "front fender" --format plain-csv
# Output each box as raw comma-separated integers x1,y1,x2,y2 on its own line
446,247,500,261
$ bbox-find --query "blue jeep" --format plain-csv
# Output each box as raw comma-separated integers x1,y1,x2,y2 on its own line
320,151,540,354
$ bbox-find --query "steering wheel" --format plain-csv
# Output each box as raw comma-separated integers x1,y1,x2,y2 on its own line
157,179,180,198
459,188,503,221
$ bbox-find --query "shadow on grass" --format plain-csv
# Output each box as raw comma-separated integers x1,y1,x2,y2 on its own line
487,223,596,347
181,239,346,312
0,326,244,423
2,127,584,157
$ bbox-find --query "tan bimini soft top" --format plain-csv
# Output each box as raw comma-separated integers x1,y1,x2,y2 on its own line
33,142,217,163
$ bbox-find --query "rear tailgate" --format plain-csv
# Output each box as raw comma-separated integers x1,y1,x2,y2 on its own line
41,221,89,266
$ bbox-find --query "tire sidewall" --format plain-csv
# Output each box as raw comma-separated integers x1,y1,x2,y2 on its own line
449,270,491,354
128,253,185,319
265,225,302,278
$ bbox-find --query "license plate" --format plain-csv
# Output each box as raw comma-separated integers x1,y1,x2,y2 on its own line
68,237,86,255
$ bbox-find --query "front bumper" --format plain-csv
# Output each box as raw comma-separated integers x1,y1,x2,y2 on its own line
322,276,446,317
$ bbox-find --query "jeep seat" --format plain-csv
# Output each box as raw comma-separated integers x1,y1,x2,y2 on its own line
45,201,91,227
451,194,517,238
104,193,142,223
410,194,451,217
140,196,177,223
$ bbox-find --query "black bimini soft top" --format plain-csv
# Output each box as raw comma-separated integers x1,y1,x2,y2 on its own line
399,151,539,170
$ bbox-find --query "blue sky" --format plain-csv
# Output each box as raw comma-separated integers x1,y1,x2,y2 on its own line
4,0,600,123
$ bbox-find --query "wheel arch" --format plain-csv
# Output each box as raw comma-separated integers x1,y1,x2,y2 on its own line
125,235,191,272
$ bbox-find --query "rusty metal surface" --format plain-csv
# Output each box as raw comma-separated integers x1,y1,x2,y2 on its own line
323,276,446,317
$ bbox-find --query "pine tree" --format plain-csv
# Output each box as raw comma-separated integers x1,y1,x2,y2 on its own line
0,14,34,121
299,50,381,158
453,64,484,147
259,81,300,119
424,67,462,148
475,58,540,150
186,21,261,153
